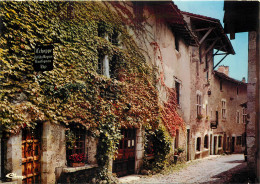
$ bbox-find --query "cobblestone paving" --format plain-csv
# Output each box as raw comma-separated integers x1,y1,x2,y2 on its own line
120,154,248,184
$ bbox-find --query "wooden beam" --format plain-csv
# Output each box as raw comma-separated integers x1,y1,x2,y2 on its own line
214,53,228,56
201,38,220,58
199,27,214,45
193,27,214,32
213,49,220,56
230,32,235,40
213,54,229,70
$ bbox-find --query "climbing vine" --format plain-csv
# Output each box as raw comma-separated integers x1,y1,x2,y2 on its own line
0,1,186,181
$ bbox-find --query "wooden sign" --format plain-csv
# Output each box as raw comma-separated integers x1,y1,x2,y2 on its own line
34,44,54,71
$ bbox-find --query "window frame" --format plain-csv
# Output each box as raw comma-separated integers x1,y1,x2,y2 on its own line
221,100,226,119
204,135,209,149
242,108,247,124
175,81,181,105
220,80,223,91
66,127,87,166
196,137,201,151
236,111,240,124
196,94,202,117
97,26,119,79
218,136,222,147
175,33,179,52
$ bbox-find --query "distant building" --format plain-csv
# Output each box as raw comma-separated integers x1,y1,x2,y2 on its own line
211,66,247,154
182,12,236,160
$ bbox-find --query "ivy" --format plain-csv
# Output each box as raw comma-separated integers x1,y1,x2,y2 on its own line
0,2,184,182
143,126,172,172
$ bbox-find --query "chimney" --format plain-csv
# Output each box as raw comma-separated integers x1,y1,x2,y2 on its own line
242,77,246,83
217,65,229,76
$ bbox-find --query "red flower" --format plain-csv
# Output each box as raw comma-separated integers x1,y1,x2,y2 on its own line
69,153,85,163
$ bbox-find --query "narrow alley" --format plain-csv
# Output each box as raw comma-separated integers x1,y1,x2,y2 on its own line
120,154,248,184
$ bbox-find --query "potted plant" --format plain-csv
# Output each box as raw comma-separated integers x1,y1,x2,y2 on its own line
174,148,184,164
69,153,85,167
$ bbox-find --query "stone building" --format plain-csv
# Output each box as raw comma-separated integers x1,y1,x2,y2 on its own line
210,66,247,155
0,1,196,183
223,1,259,182
182,12,236,160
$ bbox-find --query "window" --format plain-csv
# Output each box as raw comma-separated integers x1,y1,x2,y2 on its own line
206,72,209,82
204,135,209,149
237,87,239,95
220,81,223,91
236,136,242,145
175,81,180,105
236,111,240,123
175,33,179,52
97,24,119,78
66,126,86,166
218,136,222,147
216,111,219,123
175,129,179,149
196,137,201,151
243,108,247,124
196,94,202,117
221,100,226,119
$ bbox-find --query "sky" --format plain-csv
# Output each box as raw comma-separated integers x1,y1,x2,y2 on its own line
174,1,248,82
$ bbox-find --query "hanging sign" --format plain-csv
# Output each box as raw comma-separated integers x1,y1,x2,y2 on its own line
34,44,54,71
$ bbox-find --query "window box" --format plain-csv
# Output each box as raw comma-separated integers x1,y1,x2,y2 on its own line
71,162,85,167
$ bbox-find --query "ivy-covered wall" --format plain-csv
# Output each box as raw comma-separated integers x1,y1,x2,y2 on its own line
0,1,188,182
0,1,160,133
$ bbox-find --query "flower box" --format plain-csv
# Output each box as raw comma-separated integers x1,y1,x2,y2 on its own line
71,162,85,167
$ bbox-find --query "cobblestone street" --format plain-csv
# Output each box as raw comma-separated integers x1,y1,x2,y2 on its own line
119,154,248,183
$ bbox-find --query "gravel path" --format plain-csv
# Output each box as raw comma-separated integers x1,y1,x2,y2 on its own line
119,154,248,184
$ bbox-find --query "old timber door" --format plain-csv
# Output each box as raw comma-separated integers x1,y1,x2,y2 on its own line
22,126,41,184
113,129,136,177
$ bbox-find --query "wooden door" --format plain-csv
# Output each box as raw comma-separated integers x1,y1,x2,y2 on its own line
113,129,135,177
231,137,235,153
22,126,41,184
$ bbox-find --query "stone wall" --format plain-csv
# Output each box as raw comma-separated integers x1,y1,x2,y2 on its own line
135,128,144,174
247,31,258,180
41,122,66,183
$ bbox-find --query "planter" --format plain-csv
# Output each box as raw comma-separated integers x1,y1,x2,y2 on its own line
71,162,85,167
173,155,178,164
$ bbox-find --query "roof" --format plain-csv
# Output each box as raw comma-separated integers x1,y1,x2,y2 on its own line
148,2,198,46
182,11,235,55
214,70,247,85
224,1,259,33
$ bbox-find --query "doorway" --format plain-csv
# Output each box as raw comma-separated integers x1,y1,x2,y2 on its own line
187,129,190,161
113,129,136,177
22,125,42,184
213,136,217,155
231,137,235,153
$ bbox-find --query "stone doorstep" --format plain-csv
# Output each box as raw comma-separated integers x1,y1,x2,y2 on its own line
118,175,141,183
0,181,17,184
62,164,98,173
